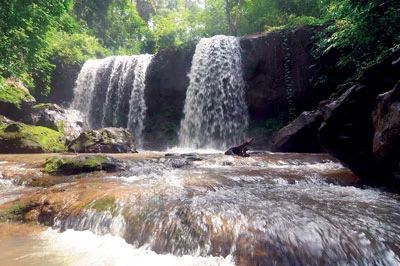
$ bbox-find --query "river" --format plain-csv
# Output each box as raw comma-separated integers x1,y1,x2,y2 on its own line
0,152,399,265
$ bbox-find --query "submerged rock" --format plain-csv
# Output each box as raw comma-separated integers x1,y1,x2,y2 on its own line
68,127,136,153
0,116,67,153
43,155,126,175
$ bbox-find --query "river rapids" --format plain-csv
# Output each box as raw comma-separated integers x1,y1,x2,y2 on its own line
0,152,399,265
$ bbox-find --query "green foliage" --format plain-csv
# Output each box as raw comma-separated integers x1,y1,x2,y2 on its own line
315,0,400,81
0,0,72,83
50,32,110,67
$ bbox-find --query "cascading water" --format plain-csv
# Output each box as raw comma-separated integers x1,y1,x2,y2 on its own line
179,35,248,150
2,153,400,265
70,54,153,147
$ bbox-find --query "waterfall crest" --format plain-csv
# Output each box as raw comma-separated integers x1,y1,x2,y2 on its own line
71,55,153,148
179,35,248,150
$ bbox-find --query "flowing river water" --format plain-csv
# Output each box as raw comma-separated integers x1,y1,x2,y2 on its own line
0,152,400,265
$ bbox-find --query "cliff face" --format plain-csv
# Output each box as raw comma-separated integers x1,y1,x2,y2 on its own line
241,27,319,120
48,27,323,150
142,27,320,150
273,49,400,190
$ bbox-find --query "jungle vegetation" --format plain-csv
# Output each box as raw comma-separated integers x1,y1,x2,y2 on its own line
0,0,399,98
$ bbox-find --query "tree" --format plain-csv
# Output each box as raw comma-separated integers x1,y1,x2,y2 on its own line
316,0,400,79
0,0,72,80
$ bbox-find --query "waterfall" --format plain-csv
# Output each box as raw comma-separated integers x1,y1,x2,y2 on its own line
179,35,248,150
71,54,153,148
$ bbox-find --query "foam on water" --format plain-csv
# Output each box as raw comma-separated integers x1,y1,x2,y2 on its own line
1,229,235,266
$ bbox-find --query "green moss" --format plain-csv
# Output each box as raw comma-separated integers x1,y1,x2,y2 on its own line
0,82,35,109
84,155,108,168
55,121,64,133
88,196,118,216
0,201,35,222
0,121,67,153
43,155,116,175
33,103,53,109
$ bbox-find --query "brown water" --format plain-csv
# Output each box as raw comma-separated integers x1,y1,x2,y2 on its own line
1,152,400,265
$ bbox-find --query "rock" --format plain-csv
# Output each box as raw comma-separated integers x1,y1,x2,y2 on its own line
241,26,327,121
372,81,400,185
27,103,89,142
68,127,136,153
43,155,126,175
225,138,255,157
273,48,400,188
0,78,36,122
0,116,67,153
273,110,323,153
143,44,196,150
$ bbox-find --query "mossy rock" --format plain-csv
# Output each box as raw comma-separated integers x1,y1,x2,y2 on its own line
43,155,125,175
0,78,36,121
0,117,67,153
68,127,136,153
0,200,36,222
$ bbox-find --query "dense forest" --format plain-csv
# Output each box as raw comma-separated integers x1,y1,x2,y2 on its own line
0,0,399,99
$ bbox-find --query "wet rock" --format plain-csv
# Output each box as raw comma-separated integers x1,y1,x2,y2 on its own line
372,81,400,186
241,26,327,121
26,103,88,142
68,127,136,153
273,48,400,188
273,110,323,152
143,44,196,150
225,138,255,157
0,116,67,153
43,155,126,175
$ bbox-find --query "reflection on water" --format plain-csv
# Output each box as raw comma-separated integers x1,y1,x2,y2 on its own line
0,152,400,265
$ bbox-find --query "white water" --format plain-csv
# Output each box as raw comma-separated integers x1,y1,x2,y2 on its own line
1,153,400,265
0,229,234,266
70,55,153,147
179,36,248,150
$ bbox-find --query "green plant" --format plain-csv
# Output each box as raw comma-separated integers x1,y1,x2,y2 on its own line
0,201,35,222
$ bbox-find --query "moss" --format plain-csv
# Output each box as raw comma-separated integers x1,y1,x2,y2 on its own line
0,121,67,153
0,82,35,109
43,155,118,175
55,121,64,133
33,103,53,109
88,196,118,216
0,201,35,222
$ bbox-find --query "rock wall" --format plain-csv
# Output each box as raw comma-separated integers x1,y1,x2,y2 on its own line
143,44,196,150
273,49,400,189
241,26,320,120
143,27,320,150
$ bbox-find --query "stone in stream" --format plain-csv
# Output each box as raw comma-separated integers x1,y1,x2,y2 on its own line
225,137,255,157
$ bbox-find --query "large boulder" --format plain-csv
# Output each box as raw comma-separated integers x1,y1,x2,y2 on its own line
273,48,400,188
68,127,136,153
43,155,126,175
26,103,89,142
273,109,324,153
372,81,400,185
0,78,36,122
0,116,67,153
